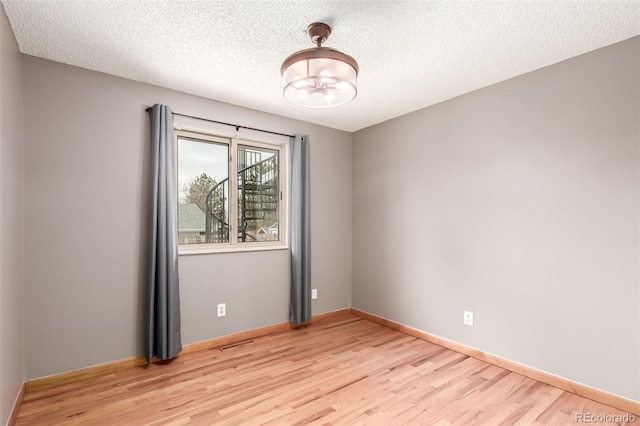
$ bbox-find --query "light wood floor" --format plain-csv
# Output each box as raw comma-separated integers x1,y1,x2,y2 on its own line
16,315,636,425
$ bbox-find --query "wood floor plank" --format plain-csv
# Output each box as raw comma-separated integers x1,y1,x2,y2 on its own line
16,315,637,425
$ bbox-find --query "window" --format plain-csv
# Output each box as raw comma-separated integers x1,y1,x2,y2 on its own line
176,131,286,253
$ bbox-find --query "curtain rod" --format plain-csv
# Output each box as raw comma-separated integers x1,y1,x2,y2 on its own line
145,107,295,138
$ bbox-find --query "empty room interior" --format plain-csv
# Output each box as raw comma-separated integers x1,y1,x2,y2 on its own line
1,1,639,425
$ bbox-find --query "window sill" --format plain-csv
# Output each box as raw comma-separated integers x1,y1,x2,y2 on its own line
179,244,289,256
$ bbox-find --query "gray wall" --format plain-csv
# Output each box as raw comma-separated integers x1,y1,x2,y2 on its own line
352,37,639,401
0,3,25,424
22,56,352,379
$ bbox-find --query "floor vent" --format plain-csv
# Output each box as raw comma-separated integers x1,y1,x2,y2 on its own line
219,340,254,351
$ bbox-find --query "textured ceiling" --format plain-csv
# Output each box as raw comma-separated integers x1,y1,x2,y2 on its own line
3,0,640,132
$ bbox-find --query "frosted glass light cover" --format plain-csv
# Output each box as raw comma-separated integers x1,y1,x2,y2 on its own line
282,53,358,108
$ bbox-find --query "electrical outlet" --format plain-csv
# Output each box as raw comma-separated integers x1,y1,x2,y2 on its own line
217,303,226,317
464,311,474,327
311,289,318,300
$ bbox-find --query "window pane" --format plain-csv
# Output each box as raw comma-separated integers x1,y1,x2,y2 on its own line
237,145,279,243
178,136,229,244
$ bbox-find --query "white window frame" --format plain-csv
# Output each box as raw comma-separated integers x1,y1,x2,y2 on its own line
175,129,289,255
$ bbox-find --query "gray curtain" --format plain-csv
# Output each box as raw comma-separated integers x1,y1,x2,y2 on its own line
146,104,182,362
290,135,311,325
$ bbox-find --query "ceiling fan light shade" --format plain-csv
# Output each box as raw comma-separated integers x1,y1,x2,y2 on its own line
281,23,359,108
